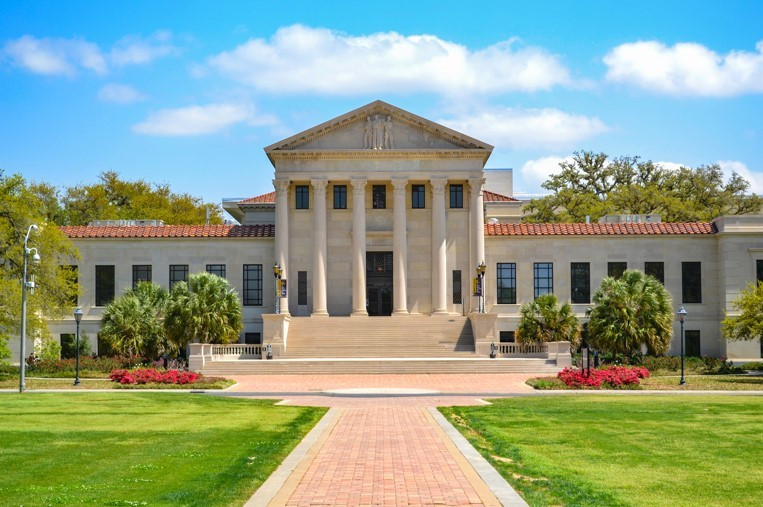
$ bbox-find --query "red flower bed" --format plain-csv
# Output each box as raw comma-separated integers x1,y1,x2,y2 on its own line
558,366,650,389
109,368,199,385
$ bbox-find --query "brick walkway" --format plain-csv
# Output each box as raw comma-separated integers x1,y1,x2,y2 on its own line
282,407,497,506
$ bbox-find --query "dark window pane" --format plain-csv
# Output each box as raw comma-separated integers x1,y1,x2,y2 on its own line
645,262,665,284
685,330,701,357
682,262,702,303
333,185,347,209
534,262,553,298
452,270,462,304
95,265,115,306
608,262,627,279
169,264,188,289
412,184,425,209
570,262,590,304
132,265,151,289
367,252,393,274
449,184,463,209
757,259,763,284
206,264,226,278
244,332,262,345
295,185,309,209
499,331,515,343
60,333,76,359
372,185,386,209
497,263,516,304
243,264,263,306
97,332,115,357
298,271,308,306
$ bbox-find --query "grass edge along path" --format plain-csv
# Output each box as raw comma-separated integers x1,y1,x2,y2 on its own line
0,393,327,506
440,395,763,507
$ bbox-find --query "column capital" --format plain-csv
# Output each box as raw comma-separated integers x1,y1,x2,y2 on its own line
391,178,408,193
310,178,328,194
273,178,290,194
430,177,448,195
350,177,367,193
468,177,486,192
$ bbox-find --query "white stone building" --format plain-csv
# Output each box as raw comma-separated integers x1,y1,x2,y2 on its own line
12,101,763,371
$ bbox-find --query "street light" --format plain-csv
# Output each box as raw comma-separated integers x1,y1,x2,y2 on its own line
678,306,687,386
73,307,83,386
475,261,487,314
273,263,282,314
19,224,40,393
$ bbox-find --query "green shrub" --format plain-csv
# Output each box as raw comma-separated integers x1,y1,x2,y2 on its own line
27,355,144,375
739,361,763,371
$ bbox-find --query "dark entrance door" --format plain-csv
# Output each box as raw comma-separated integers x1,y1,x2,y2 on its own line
367,251,393,316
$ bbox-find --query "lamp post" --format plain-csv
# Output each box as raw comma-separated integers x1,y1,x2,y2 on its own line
73,307,83,386
475,261,487,313
678,306,687,385
273,263,282,314
19,224,40,393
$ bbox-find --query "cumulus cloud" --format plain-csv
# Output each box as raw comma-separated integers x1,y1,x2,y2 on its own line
604,40,763,96
97,83,146,104
519,155,573,190
655,161,686,171
718,160,763,194
439,107,608,150
110,30,177,66
3,35,107,76
132,103,277,136
206,24,573,96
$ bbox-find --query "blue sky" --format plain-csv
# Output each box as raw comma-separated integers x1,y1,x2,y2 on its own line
1,0,762,209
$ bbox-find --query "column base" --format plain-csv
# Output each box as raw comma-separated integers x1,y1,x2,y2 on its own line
431,309,449,315
310,310,330,317
391,310,409,317
350,310,368,317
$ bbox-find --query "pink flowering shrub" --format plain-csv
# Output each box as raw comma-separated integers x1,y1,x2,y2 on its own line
558,366,650,389
109,368,199,385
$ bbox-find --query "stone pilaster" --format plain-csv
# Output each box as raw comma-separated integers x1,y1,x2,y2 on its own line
273,178,290,315
311,178,328,316
392,178,409,315
431,177,448,314
351,178,368,316
469,177,486,313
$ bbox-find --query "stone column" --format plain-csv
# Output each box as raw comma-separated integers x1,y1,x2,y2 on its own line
311,178,328,316
273,178,290,315
351,178,368,316
431,177,448,314
469,177,486,312
392,178,409,315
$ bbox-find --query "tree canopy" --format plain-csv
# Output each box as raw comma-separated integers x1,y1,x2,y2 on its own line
721,282,763,344
30,171,223,226
523,151,762,223
0,170,80,361
516,294,581,346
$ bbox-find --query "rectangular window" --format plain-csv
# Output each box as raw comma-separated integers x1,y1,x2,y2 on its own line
452,270,462,304
243,264,263,306
685,330,701,357
295,185,309,209
497,263,516,304
570,262,590,304
333,185,347,209
97,332,114,357
95,265,115,306
244,332,262,345
298,271,308,306
206,264,226,278
534,262,554,298
132,265,151,289
682,262,702,303
169,264,188,289
60,265,78,305
499,331,515,343
411,184,425,209
608,262,627,279
60,333,76,359
450,184,463,209
757,259,763,284
372,185,386,209
645,262,665,284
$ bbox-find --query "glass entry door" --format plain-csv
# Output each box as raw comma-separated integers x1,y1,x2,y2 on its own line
367,252,393,316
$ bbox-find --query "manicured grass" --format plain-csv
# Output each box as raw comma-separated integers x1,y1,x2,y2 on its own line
0,375,236,390
527,374,763,391
0,393,326,505
441,396,763,507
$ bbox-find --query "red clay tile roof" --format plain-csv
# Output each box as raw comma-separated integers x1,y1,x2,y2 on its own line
485,222,716,236
483,189,519,202
238,188,517,204
60,224,274,239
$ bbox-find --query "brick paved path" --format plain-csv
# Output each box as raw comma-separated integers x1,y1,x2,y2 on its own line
282,407,498,506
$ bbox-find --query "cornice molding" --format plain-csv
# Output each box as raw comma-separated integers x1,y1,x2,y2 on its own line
269,149,489,161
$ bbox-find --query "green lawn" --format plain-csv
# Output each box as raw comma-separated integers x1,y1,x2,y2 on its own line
441,396,763,507
0,376,235,390
0,393,326,506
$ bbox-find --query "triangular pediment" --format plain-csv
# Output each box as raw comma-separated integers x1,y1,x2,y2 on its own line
264,100,493,157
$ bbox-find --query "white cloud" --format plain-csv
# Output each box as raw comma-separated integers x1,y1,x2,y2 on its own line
718,160,763,194
110,31,177,66
519,156,573,190
207,24,573,96
97,83,146,104
604,40,763,96
3,35,106,76
439,107,608,150
655,161,685,171
132,103,276,136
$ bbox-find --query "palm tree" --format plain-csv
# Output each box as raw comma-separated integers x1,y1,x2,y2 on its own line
516,294,581,345
99,282,170,357
164,272,243,347
587,269,673,355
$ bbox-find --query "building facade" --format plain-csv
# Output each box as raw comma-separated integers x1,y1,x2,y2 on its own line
12,101,763,364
